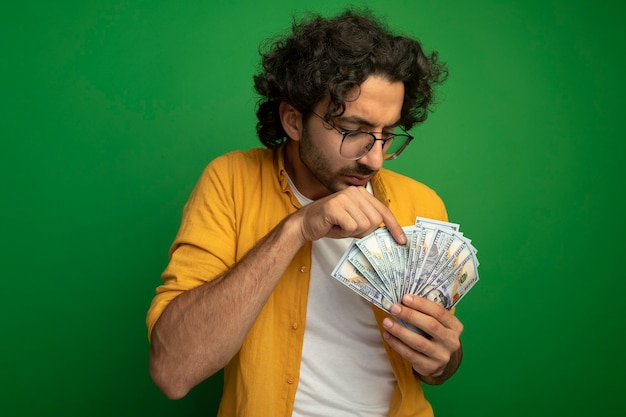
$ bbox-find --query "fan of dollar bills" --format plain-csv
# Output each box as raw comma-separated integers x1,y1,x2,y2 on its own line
331,216,479,320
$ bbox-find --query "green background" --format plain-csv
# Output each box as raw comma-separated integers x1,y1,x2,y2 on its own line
2,0,625,416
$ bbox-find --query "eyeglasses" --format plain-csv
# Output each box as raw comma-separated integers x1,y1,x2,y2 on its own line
310,111,414,160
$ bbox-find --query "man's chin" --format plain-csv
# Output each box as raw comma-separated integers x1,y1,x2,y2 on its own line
331,181,367,193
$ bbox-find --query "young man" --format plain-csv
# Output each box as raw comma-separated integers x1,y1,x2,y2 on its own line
147,9,464,417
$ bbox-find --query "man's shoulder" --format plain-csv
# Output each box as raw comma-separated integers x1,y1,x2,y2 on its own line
376,168,437,194
375,168,447,221
205,147,276,173
212,147,274,164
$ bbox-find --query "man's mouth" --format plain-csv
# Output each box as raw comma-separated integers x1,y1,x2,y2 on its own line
346,175,371,186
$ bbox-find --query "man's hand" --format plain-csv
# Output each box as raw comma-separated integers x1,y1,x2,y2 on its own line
291,186,407,244
382,294,464,385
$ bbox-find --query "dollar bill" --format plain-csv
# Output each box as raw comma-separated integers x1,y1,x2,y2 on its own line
416,233,469,294
345,241,394,300
419,252,478,309
373,226,412,301
414,216,460,232
407,225,438,295
355,231,395,297
331,241,395,312
331,216,479,313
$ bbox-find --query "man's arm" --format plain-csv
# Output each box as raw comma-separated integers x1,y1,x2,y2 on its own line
381,294,464,385
150,215,305,400
149,186,407,400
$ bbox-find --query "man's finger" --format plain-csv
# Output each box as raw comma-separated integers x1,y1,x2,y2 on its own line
375,201,406,244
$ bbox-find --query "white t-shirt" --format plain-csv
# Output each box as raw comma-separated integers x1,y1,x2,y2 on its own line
288,179,395,417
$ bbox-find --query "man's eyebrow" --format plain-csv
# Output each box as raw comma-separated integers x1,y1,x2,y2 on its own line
334,115,402,130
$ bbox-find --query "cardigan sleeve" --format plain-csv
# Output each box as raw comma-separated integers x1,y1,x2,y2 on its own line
146,154,239,340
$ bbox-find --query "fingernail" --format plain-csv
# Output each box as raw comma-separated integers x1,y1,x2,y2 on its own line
383,318,393,329
390,304,401,315
402,294,413,304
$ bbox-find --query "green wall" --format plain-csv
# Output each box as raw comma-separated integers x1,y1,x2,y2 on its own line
2,0,625,416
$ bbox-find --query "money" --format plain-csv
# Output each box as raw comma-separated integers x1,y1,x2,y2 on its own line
332,241,395,312
331,216,479,320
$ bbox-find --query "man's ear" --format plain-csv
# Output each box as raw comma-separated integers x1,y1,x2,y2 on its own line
279,102,303,141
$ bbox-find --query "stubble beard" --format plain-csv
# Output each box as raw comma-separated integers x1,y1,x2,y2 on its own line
299,127,377,195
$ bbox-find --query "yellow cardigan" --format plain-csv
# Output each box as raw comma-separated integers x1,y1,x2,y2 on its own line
146,146,448,417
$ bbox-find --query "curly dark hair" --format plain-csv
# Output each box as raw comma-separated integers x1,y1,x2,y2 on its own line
253,9,448,148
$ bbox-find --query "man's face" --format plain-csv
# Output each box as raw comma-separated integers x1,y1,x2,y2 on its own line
296,75,405,199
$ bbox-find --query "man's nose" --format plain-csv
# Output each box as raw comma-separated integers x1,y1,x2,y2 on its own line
356,141,384,171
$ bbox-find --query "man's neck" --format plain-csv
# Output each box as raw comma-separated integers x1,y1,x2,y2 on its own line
283,141,332,200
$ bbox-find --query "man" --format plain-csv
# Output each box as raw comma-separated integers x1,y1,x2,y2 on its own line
147,9,464,417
